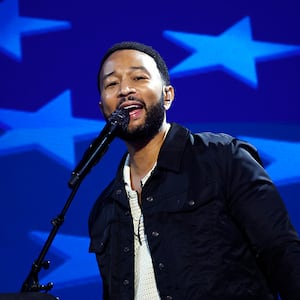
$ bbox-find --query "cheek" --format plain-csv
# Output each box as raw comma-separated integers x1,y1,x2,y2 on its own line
101,104,114,118
147,83,164,101
100,94,118,115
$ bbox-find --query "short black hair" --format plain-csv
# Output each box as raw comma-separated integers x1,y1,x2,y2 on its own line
97,41,170,92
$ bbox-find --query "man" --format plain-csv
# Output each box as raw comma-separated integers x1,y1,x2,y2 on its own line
88,41,300,300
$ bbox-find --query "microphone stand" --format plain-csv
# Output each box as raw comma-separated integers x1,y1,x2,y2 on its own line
21,181,81,293
21,108,129,293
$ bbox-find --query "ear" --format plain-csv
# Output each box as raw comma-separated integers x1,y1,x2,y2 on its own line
163,85,175,110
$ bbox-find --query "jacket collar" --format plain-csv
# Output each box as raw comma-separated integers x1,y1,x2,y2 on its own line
112,123,190,191
156,123,190,173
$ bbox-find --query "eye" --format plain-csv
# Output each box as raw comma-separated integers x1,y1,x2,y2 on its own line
105,81,118,89
134,76,147,81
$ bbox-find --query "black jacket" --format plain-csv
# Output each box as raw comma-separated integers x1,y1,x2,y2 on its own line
89,123,300,300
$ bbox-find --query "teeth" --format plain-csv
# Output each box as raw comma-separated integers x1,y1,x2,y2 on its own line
123,104,141,111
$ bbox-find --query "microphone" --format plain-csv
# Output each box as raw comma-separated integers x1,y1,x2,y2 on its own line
68,108,129,188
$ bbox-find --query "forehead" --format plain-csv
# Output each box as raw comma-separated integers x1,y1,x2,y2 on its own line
101,49,160,79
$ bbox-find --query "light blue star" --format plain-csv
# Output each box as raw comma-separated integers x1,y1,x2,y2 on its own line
163,17,300,88
238,136,300,186
0,90,105,168
0,0,71,61
29,231,99,287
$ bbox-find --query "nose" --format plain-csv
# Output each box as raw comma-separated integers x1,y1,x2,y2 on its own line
119,80,136,97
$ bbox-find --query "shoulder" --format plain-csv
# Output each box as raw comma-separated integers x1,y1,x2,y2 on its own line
185,127,263,166
169,123,260,158
88,155,127,233
193,131,235,147
88,179,115,226
169,123,235,146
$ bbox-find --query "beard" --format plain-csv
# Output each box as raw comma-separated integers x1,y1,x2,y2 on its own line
116,96,165,143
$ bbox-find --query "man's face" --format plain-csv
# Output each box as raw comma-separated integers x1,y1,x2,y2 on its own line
99,49,169,141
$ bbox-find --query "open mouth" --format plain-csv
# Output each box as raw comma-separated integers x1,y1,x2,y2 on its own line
121,103,144,118
123,104,143,113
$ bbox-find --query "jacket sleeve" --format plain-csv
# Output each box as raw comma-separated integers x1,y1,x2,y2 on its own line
225,138,300,300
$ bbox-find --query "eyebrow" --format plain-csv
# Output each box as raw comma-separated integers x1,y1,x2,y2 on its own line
102,66,150,81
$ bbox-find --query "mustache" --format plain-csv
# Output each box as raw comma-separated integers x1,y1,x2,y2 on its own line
118,96,146,109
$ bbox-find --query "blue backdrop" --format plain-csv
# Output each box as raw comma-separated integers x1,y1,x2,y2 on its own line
1,0,300,299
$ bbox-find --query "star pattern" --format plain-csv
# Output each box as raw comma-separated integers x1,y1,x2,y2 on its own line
163,16,300,88
0,2,299,297
0,0,71,60
238,136,300,186
0,90,105,168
